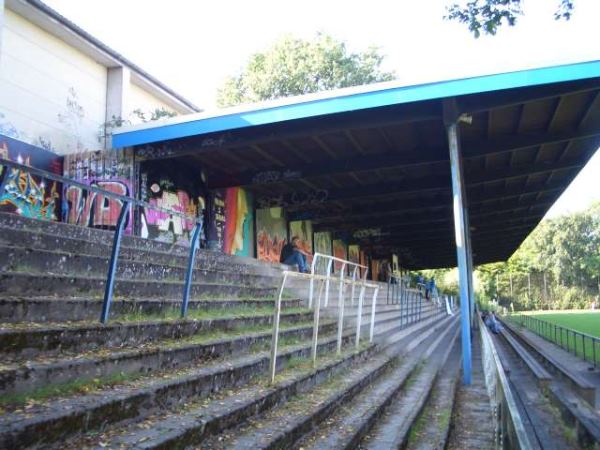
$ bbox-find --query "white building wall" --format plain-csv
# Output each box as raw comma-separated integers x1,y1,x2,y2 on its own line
127,82,178,125
0,9,106,154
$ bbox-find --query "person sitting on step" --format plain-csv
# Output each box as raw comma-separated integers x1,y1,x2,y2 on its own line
280,236,310,273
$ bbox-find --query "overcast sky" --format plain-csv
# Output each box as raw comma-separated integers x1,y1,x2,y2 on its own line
44,0,600,217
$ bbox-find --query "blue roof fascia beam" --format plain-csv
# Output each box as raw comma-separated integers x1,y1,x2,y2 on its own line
112,60,600,149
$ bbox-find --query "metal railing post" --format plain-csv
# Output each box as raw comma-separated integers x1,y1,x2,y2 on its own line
100,200,129,324
355,282,366,349
308,254,319,309
369,287,379,342
311,279,325,368
324,259,333,307
181,222,203,318
270,272,288,384
350,266,358,307
336,262,347,355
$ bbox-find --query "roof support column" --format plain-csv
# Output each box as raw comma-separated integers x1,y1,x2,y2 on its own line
464,206,476,328
444,99,472,385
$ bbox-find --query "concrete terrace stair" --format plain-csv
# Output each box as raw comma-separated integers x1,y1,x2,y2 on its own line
0,212,458,449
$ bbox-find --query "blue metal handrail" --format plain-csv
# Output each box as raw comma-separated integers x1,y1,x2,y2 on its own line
0,158,203,323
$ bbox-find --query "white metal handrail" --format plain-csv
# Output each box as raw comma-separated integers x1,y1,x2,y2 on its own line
479,314,534,449
269,256,379,383
308,252,368,308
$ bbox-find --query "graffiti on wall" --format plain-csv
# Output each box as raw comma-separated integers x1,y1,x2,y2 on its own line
314,231,332,274
144,189,196,236
139,159,204,245
332,239,347,273
223,187,254,257
257,207,287,263
360,250,368,278
0,136,63,220
64,179,132,232
371,259,381,282
256,188,329,209
63,149,134,233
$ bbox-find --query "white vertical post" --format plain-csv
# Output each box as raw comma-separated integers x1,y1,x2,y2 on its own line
270,272,288,384
324,259,333,307
336,262,347,354
369,287,379,342
308,254,319,309
311,279,325,368
350,266,358,307
355,282,366,349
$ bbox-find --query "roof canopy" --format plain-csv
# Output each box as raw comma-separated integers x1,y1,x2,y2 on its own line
113,61,600,269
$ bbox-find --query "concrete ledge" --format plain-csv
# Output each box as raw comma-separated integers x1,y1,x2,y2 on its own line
0,297,302,322
0,321,337,396
0,333,354,449
0,245,281,287
501,319,597,408
0,272,277,299
0,311,312,356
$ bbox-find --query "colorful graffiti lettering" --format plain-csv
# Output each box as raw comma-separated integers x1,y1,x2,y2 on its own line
0,136,63,221
0,163,58,220
144,190,197,236
64,180,132,232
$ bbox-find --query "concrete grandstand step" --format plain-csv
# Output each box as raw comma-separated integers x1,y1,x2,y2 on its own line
0,245,282,286
406,336,463,450
501,318,598,408
0,213,288,275
0,271,278,299
0,320,337,397
64,343,380,450
299,317,460,449
0,310,312,356
0,296,303,323
199,314,456,449
0,328,355,449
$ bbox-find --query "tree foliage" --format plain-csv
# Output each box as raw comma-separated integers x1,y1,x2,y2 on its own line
445,0,575,38
476,201,600,311
217,34,395,107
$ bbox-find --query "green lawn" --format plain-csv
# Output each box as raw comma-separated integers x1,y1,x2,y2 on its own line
509,310,600,365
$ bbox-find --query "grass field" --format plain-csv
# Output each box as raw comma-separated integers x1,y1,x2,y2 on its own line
508,310,600,365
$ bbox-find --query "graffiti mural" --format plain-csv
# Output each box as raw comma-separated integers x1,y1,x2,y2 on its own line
256,207,287,263
348,244,360,268
360,250,368,278
64,179,131,231
0,135,63,220
313,231,332,274
63,149,134,233
371,259,382,282
139,159,204,245
332,239,347,273
223,187,254,257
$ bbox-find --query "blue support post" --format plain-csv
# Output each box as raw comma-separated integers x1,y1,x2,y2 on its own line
100,200,129,324
463,206,475,327
181,222,203,318
445,103,473,385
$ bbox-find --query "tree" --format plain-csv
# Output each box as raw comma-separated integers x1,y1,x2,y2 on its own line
445,0,575,38
475,200,600,311
217,34,395,107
